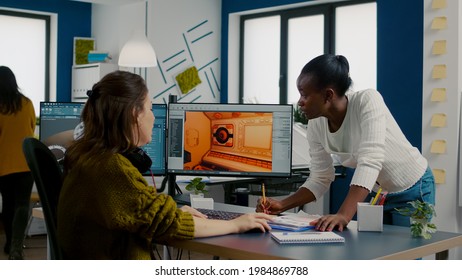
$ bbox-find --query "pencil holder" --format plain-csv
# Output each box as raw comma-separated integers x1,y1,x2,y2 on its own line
357,202,383,232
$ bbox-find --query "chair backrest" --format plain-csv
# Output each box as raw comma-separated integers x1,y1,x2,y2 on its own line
22,137,64,260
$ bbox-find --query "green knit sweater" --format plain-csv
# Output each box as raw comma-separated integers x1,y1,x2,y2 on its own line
57,153,195,259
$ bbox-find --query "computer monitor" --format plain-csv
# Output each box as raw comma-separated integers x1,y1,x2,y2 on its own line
143,104,167,175
39,102,167,175
39,102,85,153
167,103,293,177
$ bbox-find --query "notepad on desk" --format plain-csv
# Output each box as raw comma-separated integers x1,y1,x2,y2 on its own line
271,231,345,244
268,211,320,231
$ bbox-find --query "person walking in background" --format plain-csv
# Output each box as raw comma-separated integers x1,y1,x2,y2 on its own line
0,66,36,260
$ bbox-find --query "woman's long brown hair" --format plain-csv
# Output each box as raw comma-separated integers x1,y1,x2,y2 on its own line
63,70,148,174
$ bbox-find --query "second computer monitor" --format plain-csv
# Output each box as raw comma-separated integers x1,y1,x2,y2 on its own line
167,103,293,177
39,102,167,175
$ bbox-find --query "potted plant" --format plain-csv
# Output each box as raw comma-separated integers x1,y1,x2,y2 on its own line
185,177,213,209
185,177,208,196
293,106,308,125
395,200,437,239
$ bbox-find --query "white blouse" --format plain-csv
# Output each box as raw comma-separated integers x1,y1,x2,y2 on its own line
301,89,427,200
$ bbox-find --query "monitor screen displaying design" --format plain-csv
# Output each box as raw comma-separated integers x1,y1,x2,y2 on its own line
39,102,167,175
167,103,293,177
39,102,85,152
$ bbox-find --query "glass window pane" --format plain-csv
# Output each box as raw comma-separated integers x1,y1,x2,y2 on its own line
0,14,46,115
287,15,324,105
335,3,377,91
243,16,280,104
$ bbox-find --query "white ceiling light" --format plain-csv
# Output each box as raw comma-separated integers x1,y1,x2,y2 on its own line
118,29,157,68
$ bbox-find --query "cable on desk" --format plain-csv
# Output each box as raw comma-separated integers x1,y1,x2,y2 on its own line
175,183,183,194
158,176,168,193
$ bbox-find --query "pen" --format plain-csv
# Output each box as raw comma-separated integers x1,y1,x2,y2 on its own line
261,183,270,214
378,192,387,205
370,187,382,205
262,183,266,204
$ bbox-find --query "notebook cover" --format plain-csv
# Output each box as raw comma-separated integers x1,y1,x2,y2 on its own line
270,231,345,244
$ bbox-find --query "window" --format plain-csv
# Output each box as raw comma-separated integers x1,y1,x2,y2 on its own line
0,10,50,115
239,0,376,105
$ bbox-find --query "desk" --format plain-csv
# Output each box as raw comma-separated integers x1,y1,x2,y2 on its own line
172,166,346,206
166,203,462,260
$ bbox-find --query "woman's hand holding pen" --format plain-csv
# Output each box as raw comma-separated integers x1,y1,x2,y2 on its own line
256,197,284,215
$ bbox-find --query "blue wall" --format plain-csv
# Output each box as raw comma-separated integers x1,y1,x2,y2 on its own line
221,0,423,150
0,0,92,102
376,0,423,149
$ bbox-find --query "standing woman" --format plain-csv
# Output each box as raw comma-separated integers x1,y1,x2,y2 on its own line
0,66,36,259
257,54,435,231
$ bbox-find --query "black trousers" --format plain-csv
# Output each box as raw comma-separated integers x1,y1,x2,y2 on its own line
0,172,34,253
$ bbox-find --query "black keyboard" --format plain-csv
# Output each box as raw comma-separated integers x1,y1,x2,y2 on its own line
196,208,244,220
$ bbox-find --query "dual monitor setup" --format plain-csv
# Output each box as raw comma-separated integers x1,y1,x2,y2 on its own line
39,101,294,192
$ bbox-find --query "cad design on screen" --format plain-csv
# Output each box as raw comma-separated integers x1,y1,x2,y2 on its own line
40,102,167,175
167,103,293,178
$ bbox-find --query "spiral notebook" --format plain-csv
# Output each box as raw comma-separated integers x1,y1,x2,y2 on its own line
270,231,345,244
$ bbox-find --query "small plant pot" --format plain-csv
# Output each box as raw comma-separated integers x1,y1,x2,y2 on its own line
410,217,437,239
189,193,204,200
189,193,213,209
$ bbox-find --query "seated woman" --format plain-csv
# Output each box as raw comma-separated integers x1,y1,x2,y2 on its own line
57,71,272,260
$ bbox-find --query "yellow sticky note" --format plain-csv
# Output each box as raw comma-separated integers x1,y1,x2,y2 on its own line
432,0,447,9
432,169,446,184
431,113,447,127
431,17,447,30
432,64,447,79
432,40,447,55
431,88,446,102
430,140,446,154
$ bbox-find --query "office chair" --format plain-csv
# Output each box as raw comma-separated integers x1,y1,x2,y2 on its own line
22,137,64,260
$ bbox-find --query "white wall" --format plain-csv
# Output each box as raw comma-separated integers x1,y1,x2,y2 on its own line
91,0,221,104
422,0,462,259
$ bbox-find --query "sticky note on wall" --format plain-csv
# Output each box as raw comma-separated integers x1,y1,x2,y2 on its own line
432,169,446,184
432,0,447,9
431,113,447,127
175,66,202,94
430,140,446,154
432,40,447,55
431,88,446,102
431,17,447,30
432,64,447,79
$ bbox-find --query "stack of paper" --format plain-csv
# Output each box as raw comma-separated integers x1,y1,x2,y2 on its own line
269,211,320,231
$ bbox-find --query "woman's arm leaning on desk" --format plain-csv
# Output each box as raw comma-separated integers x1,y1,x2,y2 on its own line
181,205,273,237
312,185,369,232
256,185,369,232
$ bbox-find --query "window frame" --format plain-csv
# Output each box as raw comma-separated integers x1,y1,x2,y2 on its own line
0,9,51,103
238,0,376,104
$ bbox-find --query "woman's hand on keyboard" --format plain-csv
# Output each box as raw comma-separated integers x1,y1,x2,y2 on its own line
180,205,207,219
232,213,273,233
